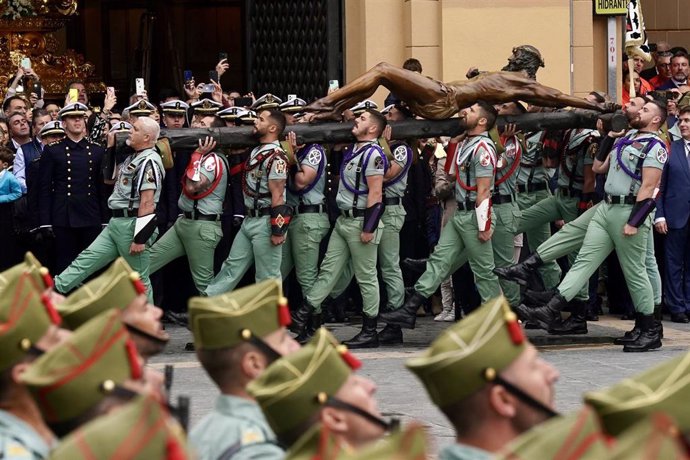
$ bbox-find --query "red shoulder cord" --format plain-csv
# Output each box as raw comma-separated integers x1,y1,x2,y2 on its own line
181,153,224,200
494,135,523,186
456,140,496,191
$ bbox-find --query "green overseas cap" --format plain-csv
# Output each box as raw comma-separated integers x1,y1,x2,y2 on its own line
247,328,360,438
496,406,609,459
20,309,143,423
608,413,686,460
188,279,291,350
584,350,690,436
49,394,189,459
0,252,54,291
58,258,146,330
406,296,526,409
0,269,62,372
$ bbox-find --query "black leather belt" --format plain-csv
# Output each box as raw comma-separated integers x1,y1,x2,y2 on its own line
246,207,271,217
111,209,136,218
340,208,365,218
456,200,475,211
384,196,402,206
183,211,221,221
517,182,548,193
491,193,514,205
296,204,326,214
558,187,582,199
605,194,636,205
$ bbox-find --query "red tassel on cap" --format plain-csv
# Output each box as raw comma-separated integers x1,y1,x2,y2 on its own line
277,297,292,326
39,267,54,289
337,345,362,370
166,437,186,460
40,293,62,325
125,339,143,380
504,310,524,345
130,272,147,295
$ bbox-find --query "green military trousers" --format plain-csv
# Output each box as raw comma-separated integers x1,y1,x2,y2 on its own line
536,203,662,305
414,209,501,302
516,189,561,288
148,217,223,294
557,204,654,314
204,216,282,296
280,212,331,290
328,205,406,310
516,191,588,300
305,216,382,317
55,216,159,302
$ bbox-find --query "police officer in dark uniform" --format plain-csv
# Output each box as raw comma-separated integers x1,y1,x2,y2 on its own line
38,103,107,273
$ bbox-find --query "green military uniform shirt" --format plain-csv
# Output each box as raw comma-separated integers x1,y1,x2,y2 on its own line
557,129,598,191
495,134,521,196
454,133,496,203
438,443,493,460
517,131,549,187
287,144,326,207
178,152,229,215
336,142,385,210
604,131,666,196
384,140,412,198
189,395,284,460
0,410,54,460
243,142,287,210
108,147,165,210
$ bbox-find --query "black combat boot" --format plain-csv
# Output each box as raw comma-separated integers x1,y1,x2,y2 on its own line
289,301,313,334
613,313,642,345
401,258,428,275
623,314,662,352
377,323,403,345
548,300,588,335
379,291,426,329
295,313,322,345
493,253,545,290
524,289,557,307
344,315,379,349
515,292,567,331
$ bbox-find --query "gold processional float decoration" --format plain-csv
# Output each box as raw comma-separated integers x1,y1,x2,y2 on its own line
0,0,105,99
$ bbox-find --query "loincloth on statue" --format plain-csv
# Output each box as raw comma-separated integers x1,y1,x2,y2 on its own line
406,80,460,120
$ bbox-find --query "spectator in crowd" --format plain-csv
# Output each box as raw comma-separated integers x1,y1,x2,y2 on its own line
7,111,31,154
14,108,51,193
3,96,28,120
657,52,690,90
624,54,654,95
655,105,690,323
621,69,645,104
5,66,43,109
648,52,673,89
0,146,23,269
45,102,61,121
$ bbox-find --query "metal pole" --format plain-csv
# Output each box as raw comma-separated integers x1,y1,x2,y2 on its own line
607,16,619,102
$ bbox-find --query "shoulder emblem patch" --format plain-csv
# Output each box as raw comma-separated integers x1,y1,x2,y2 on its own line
479,151,492,167
203,156,217,172
307,149,322,166
656,149,668,164
587,143,598,159
374,156,384,170
274,158,287,174
241,428,266,445
505,143,517,159
394,145,408,162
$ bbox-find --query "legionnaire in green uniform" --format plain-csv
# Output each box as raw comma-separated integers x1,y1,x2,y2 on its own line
279,101,331,344
54,117,165,303
0,262,68,459
19,309,161,438
296,109,387,348
517,100,668,352
204,109,290,296
56,257,169,360
406,296,560,460
148,136,228,296
495,406,609,460
380,101,502,330
248,328,397,459
49,394,191,460
188,279,299,459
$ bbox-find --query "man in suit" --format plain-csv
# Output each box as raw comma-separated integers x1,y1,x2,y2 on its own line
655,105,690,323
38,103,107,273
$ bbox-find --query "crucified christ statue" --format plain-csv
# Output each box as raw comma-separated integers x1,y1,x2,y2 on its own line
305,46,617,120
